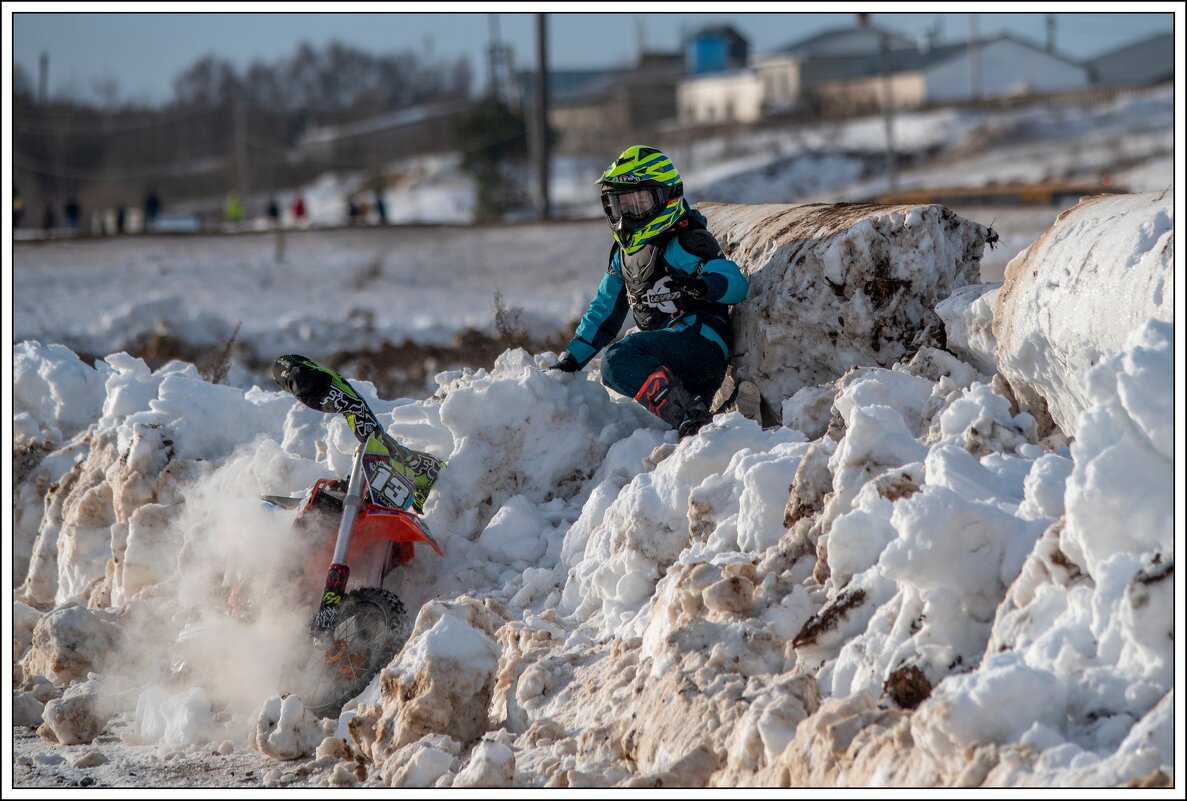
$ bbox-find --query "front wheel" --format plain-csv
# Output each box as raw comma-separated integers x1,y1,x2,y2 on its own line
299,587,411,717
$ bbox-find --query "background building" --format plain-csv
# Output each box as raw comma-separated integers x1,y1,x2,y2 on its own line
1086,32,1175,87
523,52,683,152
811,34,1089,116
685,25,750,74
676,22,1101,124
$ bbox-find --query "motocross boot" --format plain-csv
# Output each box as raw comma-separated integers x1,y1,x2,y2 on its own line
634,366,713,438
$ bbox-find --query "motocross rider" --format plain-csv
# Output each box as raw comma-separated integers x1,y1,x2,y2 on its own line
549,145,748,437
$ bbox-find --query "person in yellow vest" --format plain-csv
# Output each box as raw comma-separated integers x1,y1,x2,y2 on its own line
224,192,245,224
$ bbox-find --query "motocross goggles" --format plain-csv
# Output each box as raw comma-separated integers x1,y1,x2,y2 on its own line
600,184,672,233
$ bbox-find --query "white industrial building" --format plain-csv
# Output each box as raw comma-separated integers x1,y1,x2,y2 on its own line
677,27,1092,124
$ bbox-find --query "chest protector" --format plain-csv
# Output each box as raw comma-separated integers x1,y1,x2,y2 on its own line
612,216,719,332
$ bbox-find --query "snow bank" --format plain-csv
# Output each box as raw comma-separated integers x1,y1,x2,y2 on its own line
993,189,1174,436
14,341,112,443
1063,320,1174,578
429,349,655,543
350,597,507,785
8,193,1174,787
935,282,1000,377
23,606,122,688
375,734,462,787
757,318,1176,787
15,349,297,608
560,416,802,638
700,201,994,423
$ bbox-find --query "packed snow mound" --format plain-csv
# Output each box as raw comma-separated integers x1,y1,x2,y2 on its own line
9,208,1174,786
754,318,1176,788
428,349,657,543
699,201,994,423
14,348,298,609
349,597,507,785
993,189,1174,436
128,686,219,748
40,678,111,746
935,282,1000,377
253,695,334,761
24,605,122,689
13,341,112,442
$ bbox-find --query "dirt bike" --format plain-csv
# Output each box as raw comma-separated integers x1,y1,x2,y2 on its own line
175,355,446,717
266,443,444,715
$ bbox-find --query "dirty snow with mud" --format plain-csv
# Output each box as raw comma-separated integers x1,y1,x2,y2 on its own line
7,89,1181,791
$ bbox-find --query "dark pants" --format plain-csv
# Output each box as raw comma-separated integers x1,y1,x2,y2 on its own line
601,327,727,402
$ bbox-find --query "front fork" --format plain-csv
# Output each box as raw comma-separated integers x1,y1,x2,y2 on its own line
311,444,366,633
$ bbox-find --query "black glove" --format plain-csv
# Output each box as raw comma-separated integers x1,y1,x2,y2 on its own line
667,271,709,303
273,354,334,410
548,352,581,372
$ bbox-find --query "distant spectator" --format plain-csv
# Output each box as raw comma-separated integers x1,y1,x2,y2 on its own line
144,189,161,232
41,202,55,234
347,196,360,226
267,196,280,226
65,197,81,234
291,193,307,225
224,192,245,224
116,206,126,234
13,186,23,228
374,187,387,225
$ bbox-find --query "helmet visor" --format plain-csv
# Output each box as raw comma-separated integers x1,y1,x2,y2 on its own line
602,186,670,231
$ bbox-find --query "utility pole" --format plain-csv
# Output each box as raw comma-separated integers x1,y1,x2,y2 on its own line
1046,15,1056,53
532,13,551,220
968,14,981,102
879,33,898,194
488,14,514,104
38,51,48,103
232,90,250,208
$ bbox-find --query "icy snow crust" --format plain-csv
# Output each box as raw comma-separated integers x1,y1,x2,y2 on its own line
701,201,993,424
994,190,1174,437
11,201,1174,788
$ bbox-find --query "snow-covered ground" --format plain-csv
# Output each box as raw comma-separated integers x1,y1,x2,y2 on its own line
7,87,1180,790
12,211,1044,399
12,88,1173,381
12,222,610,386
226,87,1175,239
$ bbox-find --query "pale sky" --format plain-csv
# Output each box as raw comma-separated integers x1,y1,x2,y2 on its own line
8,4,1179,106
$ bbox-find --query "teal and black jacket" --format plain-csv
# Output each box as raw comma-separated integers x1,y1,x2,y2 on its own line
564,209,749,367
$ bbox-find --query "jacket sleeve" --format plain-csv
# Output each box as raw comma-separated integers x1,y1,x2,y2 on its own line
665,235,749,305
565,260,629,367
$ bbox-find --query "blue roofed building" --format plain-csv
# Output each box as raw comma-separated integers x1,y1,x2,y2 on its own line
686,25,750,74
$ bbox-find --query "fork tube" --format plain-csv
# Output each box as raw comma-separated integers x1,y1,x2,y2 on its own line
313,444,366,631
332,444,367,564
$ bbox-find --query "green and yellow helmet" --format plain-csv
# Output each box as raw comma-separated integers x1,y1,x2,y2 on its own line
596,145,687,254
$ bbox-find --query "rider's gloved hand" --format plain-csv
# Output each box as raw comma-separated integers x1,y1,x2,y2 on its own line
273,354,333,409
667,271,709,305
548,352,581,373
